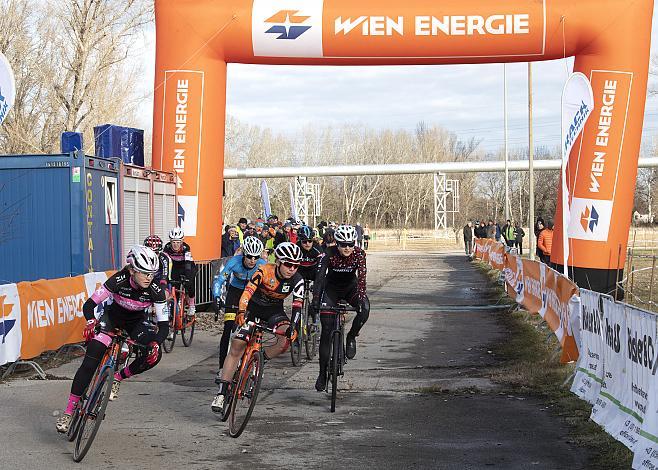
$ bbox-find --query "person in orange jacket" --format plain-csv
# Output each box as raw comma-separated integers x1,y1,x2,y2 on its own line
537,220,554,265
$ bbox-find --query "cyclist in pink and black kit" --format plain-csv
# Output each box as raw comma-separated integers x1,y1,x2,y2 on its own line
55,246,168,433
312,224,369,392
163,227,197,317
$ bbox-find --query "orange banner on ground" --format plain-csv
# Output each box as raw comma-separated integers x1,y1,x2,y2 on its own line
475,239,580,363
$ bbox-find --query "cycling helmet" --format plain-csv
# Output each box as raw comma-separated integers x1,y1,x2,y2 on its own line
127,245,160,273
274,242,302,263
242,236,264,257
297,225,313,241
334,224,357,244
143,235,163,253
169,227,184,240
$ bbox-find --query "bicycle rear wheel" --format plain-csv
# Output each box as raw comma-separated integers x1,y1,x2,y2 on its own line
228,350,264,438
305,308,318,360
330,331,342,413
163,300,177,353
73,366,114,462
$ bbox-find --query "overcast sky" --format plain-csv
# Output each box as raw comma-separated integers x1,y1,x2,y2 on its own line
133,10,658,157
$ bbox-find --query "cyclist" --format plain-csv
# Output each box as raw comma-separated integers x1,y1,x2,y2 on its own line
312,224,369,392
55,246,168,433
296,225,323,322
163,227,197,318
212,236,267,374
144,235,172,291
211,242,304,414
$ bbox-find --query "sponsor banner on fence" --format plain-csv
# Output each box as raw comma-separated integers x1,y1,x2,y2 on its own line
17,271,112,360
475,239,579,363
0,283,22,366
571,289,606,404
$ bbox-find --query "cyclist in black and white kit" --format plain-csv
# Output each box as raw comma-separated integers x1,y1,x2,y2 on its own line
163,227,196,317
55,246,169,433
297,225,323,322
312,224,369,392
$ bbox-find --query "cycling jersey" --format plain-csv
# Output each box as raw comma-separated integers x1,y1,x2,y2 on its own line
155,252,172,287
314,245,367,300
296,244,323,281
85,268,168,323
163,241,194,266
239,263,304,313
163,241,196,298
212,255,267,297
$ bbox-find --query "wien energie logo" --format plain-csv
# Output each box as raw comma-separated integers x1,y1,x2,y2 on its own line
265,10,311,40
0,294,16,344
580,206,599,233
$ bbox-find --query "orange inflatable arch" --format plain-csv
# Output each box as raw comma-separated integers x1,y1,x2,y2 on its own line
152,0,653,293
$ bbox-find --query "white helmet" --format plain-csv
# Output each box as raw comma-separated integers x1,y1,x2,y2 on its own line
169,227,184,240
334,224,357,244
127,245,160,274
274,242,302,263
242,236,264,257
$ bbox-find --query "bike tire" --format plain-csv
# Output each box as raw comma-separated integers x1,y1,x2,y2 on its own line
330,331,341,413
181,312,195,347
163,300,177,353
73,366,114,462
228,350,264,438
290,321,302,366
305,310,318,360
66,405,82,442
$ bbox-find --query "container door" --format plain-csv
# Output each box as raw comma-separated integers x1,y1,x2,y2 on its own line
121,176,150,261
0,158,73,283
153,180,176,242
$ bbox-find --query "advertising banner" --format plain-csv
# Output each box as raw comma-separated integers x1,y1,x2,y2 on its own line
0,283,22,366
260,180,272,218
0,51,16,126
571,289,607,404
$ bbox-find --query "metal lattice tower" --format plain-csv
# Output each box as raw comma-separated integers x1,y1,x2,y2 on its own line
294,176,321,226
434,173,460,234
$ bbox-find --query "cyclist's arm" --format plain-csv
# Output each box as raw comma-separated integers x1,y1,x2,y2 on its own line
212,257,236,297
153,300,169,343
82,278,116,320
312,251,330,301
238,267,264,313
289,276,305,332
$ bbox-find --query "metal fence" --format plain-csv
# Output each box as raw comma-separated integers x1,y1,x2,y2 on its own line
194,258,227,306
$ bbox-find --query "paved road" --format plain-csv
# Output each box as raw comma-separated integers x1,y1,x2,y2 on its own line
1,251,589,469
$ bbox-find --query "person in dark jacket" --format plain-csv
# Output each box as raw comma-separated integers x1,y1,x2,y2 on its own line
463,221,474,256
514,222,525,255
221,225,240,258
534,217,545,259
486,220,496,239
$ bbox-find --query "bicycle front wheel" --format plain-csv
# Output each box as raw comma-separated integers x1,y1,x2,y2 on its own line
290,320,302,366
163,300,177,353
330,331,342,413
66,404,82,442
73,366,114,462
181,310,195,347
305,309,318,360
228,350,264,438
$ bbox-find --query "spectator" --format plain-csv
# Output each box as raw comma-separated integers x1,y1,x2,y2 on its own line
236,217,248,244
474,220,486,239
537,220,554,265
502,219,515,247
486,220,496,239
494,221,502,242
221,225,240,258
514,222,525,255
355,222,364,249
363,224,370,250
535,217,545,260
463,221,474,257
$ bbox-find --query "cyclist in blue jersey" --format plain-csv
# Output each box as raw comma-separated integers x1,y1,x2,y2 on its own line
212,236,267,375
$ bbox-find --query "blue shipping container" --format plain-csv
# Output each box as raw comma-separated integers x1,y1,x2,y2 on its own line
94,124,145,166
0,154,121,284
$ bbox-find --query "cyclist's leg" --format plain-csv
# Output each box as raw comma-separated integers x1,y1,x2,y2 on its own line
185,265,196,315
263,310,292,359
213,317,251,412
219,285,242,369
118,316,161,381
345,287,369,359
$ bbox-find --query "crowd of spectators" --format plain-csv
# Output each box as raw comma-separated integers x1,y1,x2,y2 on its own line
221,216,371,259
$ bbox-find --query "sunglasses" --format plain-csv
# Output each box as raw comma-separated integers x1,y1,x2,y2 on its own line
244,254,260,260
301,239,313,244
136,271,156,278
281,261,300,269
337,242,355,248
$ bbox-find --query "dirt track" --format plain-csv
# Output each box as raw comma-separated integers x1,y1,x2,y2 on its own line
0,251,589,469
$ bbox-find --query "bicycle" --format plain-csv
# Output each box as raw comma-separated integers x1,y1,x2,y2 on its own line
318,302,356,413
66,329,142,462
290,279,318,365
221,318,280,438
163,275,195,352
